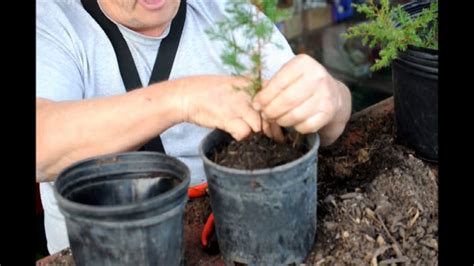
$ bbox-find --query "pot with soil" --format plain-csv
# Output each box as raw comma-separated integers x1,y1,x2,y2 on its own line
392,47,438,161
345,0,438,162
392,2,438,162
54,152,190,266
200,130,320,265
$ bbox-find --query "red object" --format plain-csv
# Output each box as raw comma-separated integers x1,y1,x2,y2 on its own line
188,182,209,199
201,213,215,249
187,182,217,252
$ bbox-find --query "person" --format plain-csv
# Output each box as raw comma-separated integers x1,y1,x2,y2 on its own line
36,0,352,254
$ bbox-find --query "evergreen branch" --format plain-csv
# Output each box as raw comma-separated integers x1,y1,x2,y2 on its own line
206,0,292,98
343,1,438,71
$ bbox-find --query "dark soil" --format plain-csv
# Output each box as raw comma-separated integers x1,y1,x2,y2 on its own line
183,197,223,266
305,109,438,265
211,132,308,170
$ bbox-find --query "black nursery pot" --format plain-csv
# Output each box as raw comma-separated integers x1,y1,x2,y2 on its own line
54,152,190,266
200,130,320,265
392,59,438,161
391,1,438,162
398,47,438,70
401,45,438,63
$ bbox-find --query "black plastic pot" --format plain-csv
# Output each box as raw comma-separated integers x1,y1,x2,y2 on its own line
392,59,438,161
398,52,437,69
54,152,190,266
401,45,438,62
397,54,438,75
401,0,434,16
390,1,438,162
200,130,320,265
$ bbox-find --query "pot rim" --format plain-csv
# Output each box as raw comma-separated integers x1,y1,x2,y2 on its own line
54,151,190,218
199,130,320,177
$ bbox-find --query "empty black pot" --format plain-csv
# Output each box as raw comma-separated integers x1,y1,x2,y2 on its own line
54,152,190,266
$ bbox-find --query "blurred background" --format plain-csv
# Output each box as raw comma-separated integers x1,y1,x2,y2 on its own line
275,0,412,112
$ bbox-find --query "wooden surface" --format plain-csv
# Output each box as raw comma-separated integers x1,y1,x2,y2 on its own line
352,96,394,119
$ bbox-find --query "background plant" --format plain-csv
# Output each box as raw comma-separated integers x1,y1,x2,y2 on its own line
343,0,438,71
206,0,291,97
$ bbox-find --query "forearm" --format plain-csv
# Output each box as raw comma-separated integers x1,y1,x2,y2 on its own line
36,79,188,182
318,80,352,146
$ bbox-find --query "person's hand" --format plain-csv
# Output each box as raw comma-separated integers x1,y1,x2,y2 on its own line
180,75,262,140
252,54,352,146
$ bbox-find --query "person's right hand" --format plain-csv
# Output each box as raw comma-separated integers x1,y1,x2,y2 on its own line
178,75,262,140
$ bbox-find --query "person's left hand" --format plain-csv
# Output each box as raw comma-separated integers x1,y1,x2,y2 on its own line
253,54,351,146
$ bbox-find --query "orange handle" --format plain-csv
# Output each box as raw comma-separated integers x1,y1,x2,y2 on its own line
201,212,215,248
188,182,209,199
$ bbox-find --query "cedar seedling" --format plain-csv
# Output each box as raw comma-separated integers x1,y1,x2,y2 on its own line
343,0,438,71
206,0,291,98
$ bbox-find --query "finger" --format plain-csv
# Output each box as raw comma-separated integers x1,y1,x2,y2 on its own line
276,92,321,127
270,123,285,143
223,118,252,141
262,119,273,139
261,75,317,120
236,102,262,133
293,111,333,134
253,59,303,110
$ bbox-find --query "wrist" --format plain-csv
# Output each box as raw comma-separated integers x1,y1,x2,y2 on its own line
145,80,189,125
174,79,191,123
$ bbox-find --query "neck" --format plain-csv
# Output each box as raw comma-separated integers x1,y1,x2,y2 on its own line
130,24,169,37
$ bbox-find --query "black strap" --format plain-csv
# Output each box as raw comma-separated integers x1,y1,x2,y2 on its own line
81,0,187,153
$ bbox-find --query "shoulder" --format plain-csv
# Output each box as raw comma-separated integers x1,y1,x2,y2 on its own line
37,0,87,31
36,0,98,101
186,0,236,24
37,0,99,47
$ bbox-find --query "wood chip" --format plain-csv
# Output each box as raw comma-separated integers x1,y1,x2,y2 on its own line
376,235,386,246
340,192,362,200
408,208,420,228
342,231,350,238
420,239,438,251
379,257,410,265
371,246,390,266
365,234,375,242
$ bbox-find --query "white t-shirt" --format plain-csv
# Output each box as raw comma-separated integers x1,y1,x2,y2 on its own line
37,0,295,254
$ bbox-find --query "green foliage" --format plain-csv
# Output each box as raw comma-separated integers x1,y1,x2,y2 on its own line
206,0,291,97
343,0,438,71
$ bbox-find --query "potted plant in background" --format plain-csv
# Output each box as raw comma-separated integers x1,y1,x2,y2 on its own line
199,0,320,264
344,0,438,162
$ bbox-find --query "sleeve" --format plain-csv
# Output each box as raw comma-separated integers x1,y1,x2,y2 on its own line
261,23,296,80
36,4,85,101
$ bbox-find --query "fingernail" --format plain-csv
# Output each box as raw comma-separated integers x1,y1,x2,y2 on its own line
252,102,261,111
